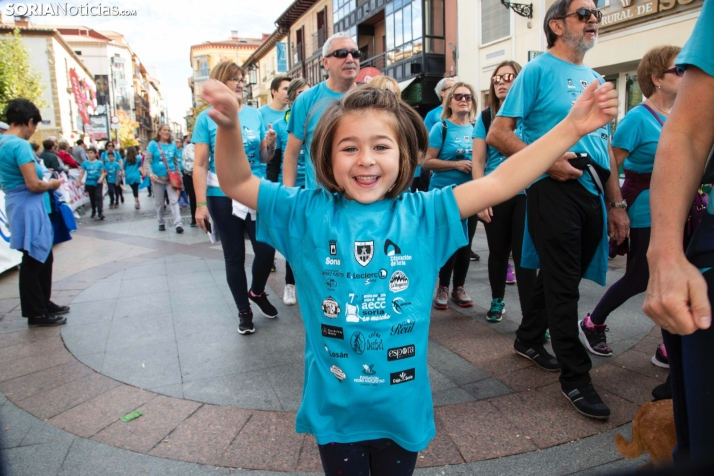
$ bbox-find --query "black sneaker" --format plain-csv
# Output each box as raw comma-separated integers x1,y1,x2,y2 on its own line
271,260,277,272
28,314,67,326
176,226,184,234
47,302,70,315
91,211,96,219
578,315,612,357
470,251,480,261
562,383,610,419
237,309,255,335
190,222,198,228
248,290,278,318
652,375,672,401
514,339,560,371
159,224,166,231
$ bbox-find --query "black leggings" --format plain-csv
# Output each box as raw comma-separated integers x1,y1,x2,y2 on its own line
85,183,103,214
483,194,537,310
285,262,295,285
590,227,650,325
129,183,139,198
439,215,477,288
318,439,417,476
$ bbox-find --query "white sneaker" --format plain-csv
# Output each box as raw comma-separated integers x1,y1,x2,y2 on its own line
283,284,297,305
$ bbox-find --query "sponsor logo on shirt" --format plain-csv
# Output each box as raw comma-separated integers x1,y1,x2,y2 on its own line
325,257,341,265
354,241,374,267
326,278,338,290
350,331,383,354
324,344,348,359
329,239,337,255
387,344,416,361
392,297,412,314
330,365,346,382
567,79,575,88
390,368,415,385
345,269,387,280
322,297,340,318
323,269,345,278
390,319,415,336
601,133,608,140
464,135,471,142
580,80,589,89
389,271,409,293
322,324,344,340
345,302,360,322
354,364,385,385
384,240,412,266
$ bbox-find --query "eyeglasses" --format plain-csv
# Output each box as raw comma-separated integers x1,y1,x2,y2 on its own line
492,73,516,84
664,66,685,77
228,77,245,84
453,93,473,102
558,8,602,23
325,49,362,59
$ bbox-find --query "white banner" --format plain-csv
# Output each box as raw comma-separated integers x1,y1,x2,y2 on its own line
59,169,90,211
0,190,24,274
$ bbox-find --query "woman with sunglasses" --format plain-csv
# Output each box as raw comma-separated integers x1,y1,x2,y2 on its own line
193,61,278,334
579,46,683,360
471,60,537,324
423,82,477,309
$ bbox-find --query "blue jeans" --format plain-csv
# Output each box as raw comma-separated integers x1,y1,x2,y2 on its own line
662,268,714,468
207,196,275,311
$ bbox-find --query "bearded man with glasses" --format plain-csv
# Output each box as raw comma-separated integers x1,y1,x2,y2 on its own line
487,0,629,420
283,32,361,190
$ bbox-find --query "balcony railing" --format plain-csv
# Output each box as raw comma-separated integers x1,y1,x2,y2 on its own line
360,51,387,71
312,26,327,55
292,44,304,64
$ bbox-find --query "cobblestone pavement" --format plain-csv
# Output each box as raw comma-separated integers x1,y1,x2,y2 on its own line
0,192,662,475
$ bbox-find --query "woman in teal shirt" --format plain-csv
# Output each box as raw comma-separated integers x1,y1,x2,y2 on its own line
581,46,683,358
0,99,66,326
423,82,477,310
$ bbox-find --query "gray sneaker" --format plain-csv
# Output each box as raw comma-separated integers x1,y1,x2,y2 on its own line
433,286,449,310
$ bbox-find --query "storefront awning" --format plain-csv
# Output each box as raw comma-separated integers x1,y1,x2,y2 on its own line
398,77,416,92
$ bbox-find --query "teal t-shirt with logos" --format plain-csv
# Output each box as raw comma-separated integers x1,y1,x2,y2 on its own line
274,110,305,187
256,182,467,451
498,52,610,195
81,160,106,186
427,119,474,191
147,141,178,177
287,82,345,189
104,160,122,184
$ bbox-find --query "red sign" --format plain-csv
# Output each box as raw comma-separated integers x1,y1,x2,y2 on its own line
69,68,92,137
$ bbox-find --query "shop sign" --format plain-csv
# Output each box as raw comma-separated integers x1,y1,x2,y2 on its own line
601,0,658,27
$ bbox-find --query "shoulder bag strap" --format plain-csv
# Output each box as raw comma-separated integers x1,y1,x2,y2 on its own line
639,103,665,127
156,142,171,173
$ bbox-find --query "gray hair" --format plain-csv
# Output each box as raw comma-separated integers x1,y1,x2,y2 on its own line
322,31,355,57
544,0,577,49
287,77,310,102
434,77,456,98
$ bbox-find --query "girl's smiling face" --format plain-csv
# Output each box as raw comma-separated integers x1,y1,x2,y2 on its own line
331,109,401,203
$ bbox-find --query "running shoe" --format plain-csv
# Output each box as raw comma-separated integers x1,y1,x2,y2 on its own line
158,224,166,231
486,298,505,322
248,290,278,318
283,284,297,306
91,211,96,219
190,221,197,227
451,286,473,307
28,314,67,326
433,286,449,310
651,344,669,368
47,302,70,315
506,263,516,284
543,330,550,342
237,309,255,335
514,339,559,371
578,314,612,357
562,383,610,419
470,251,480,261
176,226,184,234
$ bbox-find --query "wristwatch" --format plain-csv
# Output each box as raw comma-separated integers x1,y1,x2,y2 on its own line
609,200,627,210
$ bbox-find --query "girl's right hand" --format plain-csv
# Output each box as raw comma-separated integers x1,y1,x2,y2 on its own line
477,207,493,223
201,80,239,129
568,81,619,137
195,206,211,233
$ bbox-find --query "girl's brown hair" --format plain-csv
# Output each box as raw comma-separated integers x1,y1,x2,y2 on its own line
153,124,172,143
441,82,477,122
488,61,522,115
210,61,245,85
125,146,137,166
311,85,428,199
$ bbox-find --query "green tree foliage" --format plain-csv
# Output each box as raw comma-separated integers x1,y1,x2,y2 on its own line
0,29,46,116
186,100,210,134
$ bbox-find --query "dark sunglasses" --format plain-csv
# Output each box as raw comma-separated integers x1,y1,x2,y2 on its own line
325,49,362,59
664,66,685,77
453,93,473,102
559,8,602,23
492,73,516,84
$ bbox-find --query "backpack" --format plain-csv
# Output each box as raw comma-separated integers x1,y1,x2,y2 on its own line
440,117,477,151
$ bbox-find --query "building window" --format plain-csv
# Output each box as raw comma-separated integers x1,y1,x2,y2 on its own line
481,0,510,45
199,61,209,77
333,0,355,25
386,0,427,67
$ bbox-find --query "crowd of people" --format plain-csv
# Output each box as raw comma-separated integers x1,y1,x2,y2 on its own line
1,0,712,473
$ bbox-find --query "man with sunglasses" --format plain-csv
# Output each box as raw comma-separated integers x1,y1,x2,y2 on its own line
283,32,360,190
487,0,629,420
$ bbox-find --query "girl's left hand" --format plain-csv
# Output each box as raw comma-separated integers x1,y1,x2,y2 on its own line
568,81,619,137
201,80,239,129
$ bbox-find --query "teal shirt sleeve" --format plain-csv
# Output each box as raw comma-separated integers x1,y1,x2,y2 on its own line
472,114,487,140
497,65,538,120
428,122,445,150
611,111,641,153
676,0,714,77
287,93,307,140
192,111,211,144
